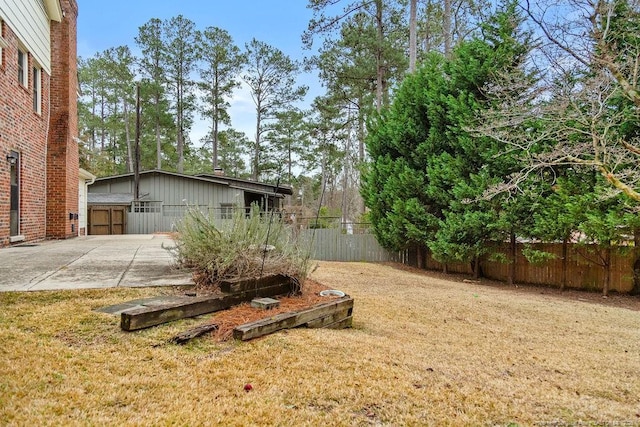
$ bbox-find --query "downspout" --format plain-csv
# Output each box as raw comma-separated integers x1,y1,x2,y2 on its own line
44,67,52,238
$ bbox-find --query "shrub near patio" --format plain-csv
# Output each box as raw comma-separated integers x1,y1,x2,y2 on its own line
173,205,310,289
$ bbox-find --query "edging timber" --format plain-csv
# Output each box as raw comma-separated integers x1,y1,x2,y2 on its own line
220,274,295,293
121,278,297,331
305,305,352,328
232,296,354,341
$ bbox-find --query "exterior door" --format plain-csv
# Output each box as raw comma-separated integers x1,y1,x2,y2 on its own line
9,151,19,237
88,206,127,235
111,208,125,234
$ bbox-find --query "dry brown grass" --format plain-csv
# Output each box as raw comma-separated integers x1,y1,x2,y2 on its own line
1,262,640,426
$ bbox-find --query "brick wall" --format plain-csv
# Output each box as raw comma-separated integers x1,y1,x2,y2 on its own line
0,0,79,247
0,17,50,246
46,0,79,240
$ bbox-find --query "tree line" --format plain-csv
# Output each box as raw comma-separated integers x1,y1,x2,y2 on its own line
78,0,491,220
78,16,308,181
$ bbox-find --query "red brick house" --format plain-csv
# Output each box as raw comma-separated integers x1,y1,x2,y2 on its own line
0,0,79,246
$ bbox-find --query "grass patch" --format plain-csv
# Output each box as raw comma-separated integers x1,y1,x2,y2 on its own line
1,263,639,425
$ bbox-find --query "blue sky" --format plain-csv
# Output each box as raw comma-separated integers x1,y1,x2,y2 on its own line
76,0,324,145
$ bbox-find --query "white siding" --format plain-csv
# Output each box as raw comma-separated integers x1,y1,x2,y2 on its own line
0,0,52,74
78,177,87,234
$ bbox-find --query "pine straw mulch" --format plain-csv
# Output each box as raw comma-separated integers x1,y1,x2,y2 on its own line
195,278,336,341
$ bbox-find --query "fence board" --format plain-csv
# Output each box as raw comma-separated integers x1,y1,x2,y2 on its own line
426,242,635,293
298,228,403,262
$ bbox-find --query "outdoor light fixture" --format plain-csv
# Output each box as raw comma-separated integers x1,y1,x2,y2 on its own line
6,153,17,165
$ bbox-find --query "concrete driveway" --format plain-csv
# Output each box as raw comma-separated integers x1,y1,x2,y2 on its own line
0,235,194,292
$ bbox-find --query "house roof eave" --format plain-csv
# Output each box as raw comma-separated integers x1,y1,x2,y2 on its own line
44,0,63,22
79,168,96,183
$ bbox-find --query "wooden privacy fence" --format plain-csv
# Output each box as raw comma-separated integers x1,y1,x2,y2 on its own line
297,225,407,263
423,242,636,294
297,223,636,293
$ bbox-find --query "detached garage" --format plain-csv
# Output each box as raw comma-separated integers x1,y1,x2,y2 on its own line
87,170,292,235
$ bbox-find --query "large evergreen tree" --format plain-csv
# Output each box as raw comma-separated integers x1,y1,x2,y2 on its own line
135,18,173,171
362,2,534,275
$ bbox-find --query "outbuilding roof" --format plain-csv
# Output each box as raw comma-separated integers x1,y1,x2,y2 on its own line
92,170,293,197
87,193,141,205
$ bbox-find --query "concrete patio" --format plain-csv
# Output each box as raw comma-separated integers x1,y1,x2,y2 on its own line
0,235,193,292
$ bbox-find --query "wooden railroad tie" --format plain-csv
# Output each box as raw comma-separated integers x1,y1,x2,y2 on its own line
233,296,354,341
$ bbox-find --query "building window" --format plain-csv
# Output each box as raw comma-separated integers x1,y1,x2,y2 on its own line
220,203,235,220
132,201,161,213
0,20,7,68
32,66,41,113
9,151,20,237
18,49,27,86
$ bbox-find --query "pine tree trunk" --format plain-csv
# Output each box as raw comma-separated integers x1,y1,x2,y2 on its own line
358,99,366,216
177,127,184,173
409,0,417,72
443,0,452,58
341,145,348,224
253,100,262,181
212,107,219,171
176,82,184,174
288,138,292,184
375,0,384,111
416,245,424,269
91,88,97,150
124,100,133,173
100,96,106,150
155,94,162,170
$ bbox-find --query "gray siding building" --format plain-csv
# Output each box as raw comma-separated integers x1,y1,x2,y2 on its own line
87,170,292,235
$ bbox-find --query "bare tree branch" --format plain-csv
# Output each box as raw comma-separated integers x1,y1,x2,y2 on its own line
475,0,640,203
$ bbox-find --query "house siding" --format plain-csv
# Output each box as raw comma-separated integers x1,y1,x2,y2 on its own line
89,173,251,234
88,171,292,234
90,173,242,208
144,174,239,206
0,0,52,73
